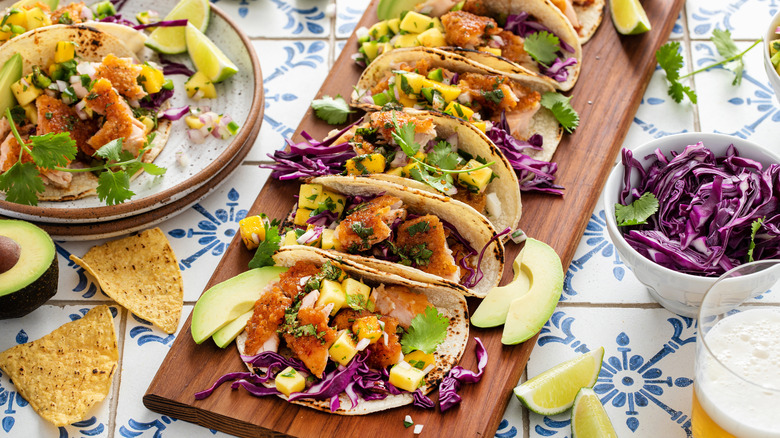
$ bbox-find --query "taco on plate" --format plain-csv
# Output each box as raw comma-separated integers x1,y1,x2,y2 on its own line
202,247,470,414
277,175,505,298
360,0,582,91
263,110,522,233
352,47,563,165
0,25,171,201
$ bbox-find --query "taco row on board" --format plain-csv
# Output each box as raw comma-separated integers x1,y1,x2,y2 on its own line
0,25,171,201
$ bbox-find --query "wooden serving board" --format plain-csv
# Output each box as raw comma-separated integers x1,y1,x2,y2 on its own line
144,1,684,436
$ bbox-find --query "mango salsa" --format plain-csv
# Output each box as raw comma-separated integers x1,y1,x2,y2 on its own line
238,215,266,250
275,366,306,396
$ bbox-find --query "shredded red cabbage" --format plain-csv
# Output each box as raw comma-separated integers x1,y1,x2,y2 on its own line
486,113,563,195
260,121,361,180
306,210,338,227
98,14,135,26
241,350,309,379
140,88,174,110
439,337,487,412
542,57,578,82
231,379,281,397
109,0,129,11
194,371,256,400
134,19,187,30
413,389,434,409
619,142,780,276
464,227,511,288
158,105,189,121
159,58,196,76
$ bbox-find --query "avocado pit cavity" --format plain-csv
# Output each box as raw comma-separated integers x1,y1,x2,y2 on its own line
0,235,21,274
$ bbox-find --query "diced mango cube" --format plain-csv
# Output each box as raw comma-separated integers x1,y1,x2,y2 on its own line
472,121,487,132
321,229,339,250
457,159,493,193
294,208,312,226
328,330,358,366
25,7,50,30
314,190,347,216
21,103,37,125
404,350,435,370
282,230,299,246
316,279,346,315
139,64,165,94
185,115,204,130
369,20,390,39
139,116,155,133
394,33,420,48
354,315,382,344
342,278,371,303
398,72,428,94
346,153,386,175
11,74,42,106
430,81,461,102
275,366,306,397
388,361,426,392
417,27,446,47
400,11,434,33
385,166,405,177
298,183,324,209
185,71,217,99
361,41,380,62
431,17,444,32
444,101,474,120
238,215,267,250
478,46,502,57
54,41,75,64
387,18,401,34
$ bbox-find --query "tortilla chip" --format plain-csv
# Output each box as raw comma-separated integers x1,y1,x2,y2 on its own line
0,305,118,427
70,227,183,334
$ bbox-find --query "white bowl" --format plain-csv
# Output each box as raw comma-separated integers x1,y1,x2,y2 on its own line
603,133,780,317
764,10,780,104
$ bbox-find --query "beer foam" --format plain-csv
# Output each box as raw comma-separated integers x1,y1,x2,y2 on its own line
697,308,780,438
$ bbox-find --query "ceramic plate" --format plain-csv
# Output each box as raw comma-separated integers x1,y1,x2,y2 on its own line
0,0,263,223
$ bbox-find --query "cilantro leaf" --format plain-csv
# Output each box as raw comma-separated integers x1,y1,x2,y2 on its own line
390,114,420,157
406,220,430,236
96,170,134,205
94,138,124,162
656,42,697,104
141,162,166,176
615,192,659,226
746,218,764,263
426,141,460,170
0,162,44,205
28,133,77,169
248,225,282,269
311,94,354,125
409,166,454,194
711,29,744,85
540,92,579,133
400,306,449,354
524,31,560,66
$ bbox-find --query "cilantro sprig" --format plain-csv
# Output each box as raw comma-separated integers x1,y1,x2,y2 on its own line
746,217,764,263
656,30,761,104
0,109,166,206
540,92,579,133
524,31,560,67
248,216,282,269
389,112,494,194
615,192,659,226
311,94,354,125
400,306,449,354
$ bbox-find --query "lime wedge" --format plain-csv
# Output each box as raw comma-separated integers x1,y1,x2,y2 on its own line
571,388,618,438
185,23,238,83
514,347,604,415
610,0,652,35
145,0,210,55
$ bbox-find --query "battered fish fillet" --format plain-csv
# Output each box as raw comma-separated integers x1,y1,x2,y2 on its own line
283,306,338,378
36,94,99,156
395,215,460,282
372,284,431,329
84,78,147,157
94,54,147,101
335,195,407,252
244,285,292,356
441,10,499,49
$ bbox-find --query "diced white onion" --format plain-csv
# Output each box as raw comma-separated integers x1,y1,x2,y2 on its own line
128,99,140,108
485,192,502,219
76,62,96,77
74,100,88,120
421,364,435,376
188,129,207,144
56,80,68,92
80,5,93,20
457,93,472,104
414,424,423,435
355,338,371,351
405,415,413,425
382,331,389,346
355,26,369,40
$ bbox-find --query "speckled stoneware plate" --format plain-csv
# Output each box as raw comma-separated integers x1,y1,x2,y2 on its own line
0,0,263,223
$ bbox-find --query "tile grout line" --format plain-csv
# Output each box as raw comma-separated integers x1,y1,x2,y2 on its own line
680,4,702,132
107,309,128,438
329,0,337,68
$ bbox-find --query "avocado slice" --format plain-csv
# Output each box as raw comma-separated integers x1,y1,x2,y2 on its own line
0,220,58,319
0,53,23,119
376,0,420,20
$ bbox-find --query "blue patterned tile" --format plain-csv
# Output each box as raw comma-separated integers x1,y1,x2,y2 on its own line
336,0,370,38
211,0,331,38
247,40,330,161
686,0,777,40
527,308,696,437
670,12,686,39
0,306,121,437
693,41,780,151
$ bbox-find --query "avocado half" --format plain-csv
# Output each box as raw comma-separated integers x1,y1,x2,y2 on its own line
0,220,58,319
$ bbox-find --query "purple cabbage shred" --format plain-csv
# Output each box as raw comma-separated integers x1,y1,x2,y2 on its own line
542,57,578,82
619,142,780,276
157,105,189,121
109,0,129,12
413,389,434,409
140,88,174,110
133,19,187,30
98,14,135,26
439,337,488,412
159,58,196,76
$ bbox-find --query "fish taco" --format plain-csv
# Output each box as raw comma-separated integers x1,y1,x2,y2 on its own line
263,110,522,233
277,175,506,298
0,25,172,202
202,247,471,414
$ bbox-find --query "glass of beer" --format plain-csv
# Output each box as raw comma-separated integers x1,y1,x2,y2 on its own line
692,260,780,438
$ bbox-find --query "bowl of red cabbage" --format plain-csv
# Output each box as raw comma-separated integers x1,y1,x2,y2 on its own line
603,133,780,317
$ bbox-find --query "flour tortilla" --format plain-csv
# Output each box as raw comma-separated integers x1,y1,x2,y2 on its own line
571,0,606,43
299,175,504,298
235,247,469,415
0,25,171,201
335,110,522,233
353,47,563,163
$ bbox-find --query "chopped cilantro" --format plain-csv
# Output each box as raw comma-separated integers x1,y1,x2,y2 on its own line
396,243,433,267
350,221,374,239
400,306,449,354
406,221,430,237
481,88,505,104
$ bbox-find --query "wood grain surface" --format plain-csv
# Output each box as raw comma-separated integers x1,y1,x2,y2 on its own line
144,0,685,436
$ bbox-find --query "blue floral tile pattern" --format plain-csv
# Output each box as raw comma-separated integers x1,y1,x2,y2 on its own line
686,0,777,39
336,0,370,38
212,0,331,38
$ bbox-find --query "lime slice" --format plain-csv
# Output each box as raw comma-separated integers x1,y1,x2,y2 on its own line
571,388,618,438
145,0,211,55
610,0,652,35
514,347,604,415
185,23,238,83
